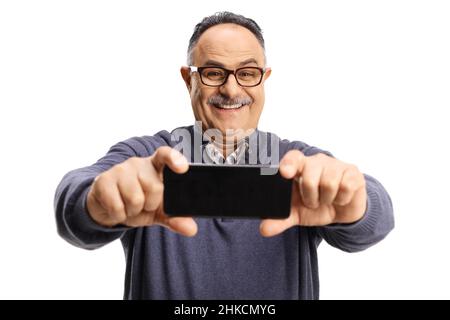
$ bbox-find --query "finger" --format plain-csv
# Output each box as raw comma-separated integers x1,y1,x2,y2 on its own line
299,160,322,209
334,166,365,206
279,150,306,179
334,187,367,223
141,177,164,212
157,215,198,237
93,175,127,224
319,164,344,205
125,210,154,227
151,146,189,174
117,175,145,217
127,158,164,212
259,213,299,237
167,217,198,237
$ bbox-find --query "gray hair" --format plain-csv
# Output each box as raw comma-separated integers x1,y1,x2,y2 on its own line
187,11,266,65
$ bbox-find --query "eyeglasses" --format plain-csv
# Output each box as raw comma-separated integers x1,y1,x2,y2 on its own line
190,66,266,87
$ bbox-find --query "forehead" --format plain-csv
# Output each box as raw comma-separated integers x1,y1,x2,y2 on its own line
193,23,265,67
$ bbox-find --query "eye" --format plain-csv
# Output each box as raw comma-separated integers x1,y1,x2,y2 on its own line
207,71,222,77
203,69,225,79
238,70,257,78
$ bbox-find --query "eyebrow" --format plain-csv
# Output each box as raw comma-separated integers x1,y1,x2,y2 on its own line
238,58,258,67
203,58,259,68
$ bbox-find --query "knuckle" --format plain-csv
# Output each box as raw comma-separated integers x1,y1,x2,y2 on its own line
94,172,109,186
302,178,316,192
127,193,144,208
340,180,354,193
114,159,138,174
347,164,360,174
110,202,125,214
111,212,126,224
146,181,164,195
112,163,127,176
127,156,144,167
333,197,346,206
138,171,153,187
320,180,337,192
92,175,110,197
155,146,170,157
150,182,164,194
144,201,159,212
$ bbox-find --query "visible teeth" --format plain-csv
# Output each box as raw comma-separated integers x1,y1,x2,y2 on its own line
217,104,243,109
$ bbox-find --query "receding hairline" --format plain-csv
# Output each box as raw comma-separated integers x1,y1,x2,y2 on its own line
186,12,266,65
196,23,262,44
188,23,266,66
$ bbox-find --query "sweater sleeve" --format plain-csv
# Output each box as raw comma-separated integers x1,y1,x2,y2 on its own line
316,174,394,252
54,135,166,250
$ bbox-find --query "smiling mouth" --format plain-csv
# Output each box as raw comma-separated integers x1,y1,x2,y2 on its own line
211,103,248,110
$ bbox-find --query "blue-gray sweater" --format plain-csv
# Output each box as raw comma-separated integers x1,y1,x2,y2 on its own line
54,125,394,299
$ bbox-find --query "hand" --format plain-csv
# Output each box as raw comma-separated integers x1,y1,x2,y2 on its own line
86,146,197,237
260,150,367,237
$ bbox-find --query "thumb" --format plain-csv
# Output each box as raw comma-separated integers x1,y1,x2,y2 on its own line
151,146,189,174
279,150,306,179
259,212,299,237
161,216,198,237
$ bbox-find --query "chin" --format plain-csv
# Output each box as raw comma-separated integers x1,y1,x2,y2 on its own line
216,122,244,132
218,123,253,139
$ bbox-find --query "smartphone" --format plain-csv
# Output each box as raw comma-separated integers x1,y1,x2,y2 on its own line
163,163,292,219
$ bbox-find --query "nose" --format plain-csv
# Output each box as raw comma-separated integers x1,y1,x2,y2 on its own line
219,73,242,98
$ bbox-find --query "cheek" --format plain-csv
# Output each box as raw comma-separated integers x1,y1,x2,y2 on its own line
247,88,265,110
191,80,210,104
190,80,202,101
190,83,217,121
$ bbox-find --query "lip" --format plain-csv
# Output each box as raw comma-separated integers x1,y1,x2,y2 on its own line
210,104,248,112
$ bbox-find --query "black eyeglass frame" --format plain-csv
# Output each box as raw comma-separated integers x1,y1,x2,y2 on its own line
189,66,266,87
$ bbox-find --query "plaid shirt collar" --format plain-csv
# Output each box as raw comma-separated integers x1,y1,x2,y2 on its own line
192,122,253,164
203,140,248,164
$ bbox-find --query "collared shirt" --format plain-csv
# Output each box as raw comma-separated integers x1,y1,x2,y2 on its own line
203,140,248,164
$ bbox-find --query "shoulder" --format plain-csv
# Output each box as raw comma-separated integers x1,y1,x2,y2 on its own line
256,129,333,158
110,125,194,157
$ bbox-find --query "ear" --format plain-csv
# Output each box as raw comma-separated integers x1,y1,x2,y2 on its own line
180,66,192,91
263,67,272,82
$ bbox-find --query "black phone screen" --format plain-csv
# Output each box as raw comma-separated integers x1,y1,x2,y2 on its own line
163,164,292,219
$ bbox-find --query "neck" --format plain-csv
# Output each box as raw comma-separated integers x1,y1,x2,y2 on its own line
215,139,239,158
203,131,252,158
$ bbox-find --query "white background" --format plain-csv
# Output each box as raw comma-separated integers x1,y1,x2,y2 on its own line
1,0,449,299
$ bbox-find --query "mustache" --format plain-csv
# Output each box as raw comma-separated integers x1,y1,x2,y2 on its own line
207,94,253,107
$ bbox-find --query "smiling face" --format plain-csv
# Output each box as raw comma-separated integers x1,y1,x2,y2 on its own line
181,23,271,141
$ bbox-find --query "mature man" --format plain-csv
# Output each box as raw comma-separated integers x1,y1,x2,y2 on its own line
55,12,394,299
